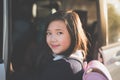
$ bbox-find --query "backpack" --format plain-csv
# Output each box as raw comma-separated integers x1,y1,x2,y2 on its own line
82,60,112,80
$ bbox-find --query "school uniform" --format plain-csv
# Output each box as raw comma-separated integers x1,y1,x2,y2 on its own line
40,50,84,80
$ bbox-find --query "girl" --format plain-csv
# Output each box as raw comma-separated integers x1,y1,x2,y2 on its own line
40,10,88,80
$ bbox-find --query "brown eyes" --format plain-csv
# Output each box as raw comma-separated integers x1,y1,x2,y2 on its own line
46,32,51,36
46,31,63,36
57,32,63,35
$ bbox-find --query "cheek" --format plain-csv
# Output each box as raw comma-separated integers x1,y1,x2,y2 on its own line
60,37,71,48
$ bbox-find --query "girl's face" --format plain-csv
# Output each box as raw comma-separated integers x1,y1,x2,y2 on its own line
46,20,71,55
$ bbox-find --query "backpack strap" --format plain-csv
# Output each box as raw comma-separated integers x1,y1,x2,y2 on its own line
63,57,84,74
83,60,112,80
65,57,83,64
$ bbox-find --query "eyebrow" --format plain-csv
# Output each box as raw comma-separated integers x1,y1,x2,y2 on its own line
47,28,64,31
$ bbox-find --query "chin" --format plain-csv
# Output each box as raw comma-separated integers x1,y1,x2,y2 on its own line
54,52,60,55
53,51,61,55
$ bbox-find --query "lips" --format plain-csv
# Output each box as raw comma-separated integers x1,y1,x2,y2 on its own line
51,44,60,49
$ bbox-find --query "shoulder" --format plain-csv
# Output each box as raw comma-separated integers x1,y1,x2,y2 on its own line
40,58,84,80
40,59,74,80
51,58,83,72
46,59,74,72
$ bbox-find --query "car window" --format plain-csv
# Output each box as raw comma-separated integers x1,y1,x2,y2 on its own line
107,0,120,44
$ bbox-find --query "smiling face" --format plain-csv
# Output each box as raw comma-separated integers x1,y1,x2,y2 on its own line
46,20,71,55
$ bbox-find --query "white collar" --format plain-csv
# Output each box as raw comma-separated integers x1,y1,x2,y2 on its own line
53,54,64,61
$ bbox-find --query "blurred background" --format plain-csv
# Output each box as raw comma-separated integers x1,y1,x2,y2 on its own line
0,0,120,80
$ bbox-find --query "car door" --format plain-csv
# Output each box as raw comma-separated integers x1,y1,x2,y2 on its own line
0,0,5,80
101,0,120,80
102,42,120,80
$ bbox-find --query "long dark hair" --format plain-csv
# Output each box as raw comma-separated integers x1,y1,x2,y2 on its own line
44,10,88,57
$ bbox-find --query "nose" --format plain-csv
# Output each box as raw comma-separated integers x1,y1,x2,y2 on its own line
50,34,57,42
